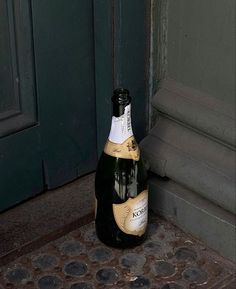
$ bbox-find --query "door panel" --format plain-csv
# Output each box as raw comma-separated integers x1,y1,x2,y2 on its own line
0,0,97,210
0,0,37,137
0,1,18,113
32,0,97,188
0,129,43,211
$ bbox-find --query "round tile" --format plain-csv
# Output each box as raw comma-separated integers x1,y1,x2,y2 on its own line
182,267,208,284
60,240,84,256
161,283,184,289
175,247,197,262
129,276,150,289
96,268,119,284
33,255,58,270
70,282,94,289
143,241,161,255
6,268,30,284
88,246,113,263
151,261,176,277
120,253,146,269
38,275,62,289
64,261,87,277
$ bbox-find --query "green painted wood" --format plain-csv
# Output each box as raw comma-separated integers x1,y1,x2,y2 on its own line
94,0,114,154
0,0,150,210
0,127,44,211
0,0,97,210
0,0,37,137
0,0,43,211
113,0,149,141
31,0,97,188
0,0,18,113
94,0,150,153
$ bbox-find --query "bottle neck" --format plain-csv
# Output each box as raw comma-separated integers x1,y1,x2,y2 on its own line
112,102,126,117
108,103,133,144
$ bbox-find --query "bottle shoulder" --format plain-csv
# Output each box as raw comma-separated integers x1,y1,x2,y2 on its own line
95,152,147,200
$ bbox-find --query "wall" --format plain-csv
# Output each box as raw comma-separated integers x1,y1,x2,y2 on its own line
168,0,235,106
141,0,236,261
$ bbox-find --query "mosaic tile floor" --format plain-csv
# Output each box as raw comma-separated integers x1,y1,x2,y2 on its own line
0,213,235,289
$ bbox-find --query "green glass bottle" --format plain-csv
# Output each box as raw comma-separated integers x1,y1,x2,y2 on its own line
95,88,148,248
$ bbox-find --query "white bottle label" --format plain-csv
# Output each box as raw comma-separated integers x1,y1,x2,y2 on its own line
108,104,133,144
104,104,139,160
112,190,148,236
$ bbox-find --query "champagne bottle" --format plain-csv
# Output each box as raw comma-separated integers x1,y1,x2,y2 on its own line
95,88,148,248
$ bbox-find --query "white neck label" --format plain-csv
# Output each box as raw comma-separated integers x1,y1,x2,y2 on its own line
108,104,133,144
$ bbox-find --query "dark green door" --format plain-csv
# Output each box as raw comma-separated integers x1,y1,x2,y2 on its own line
0,0,97,211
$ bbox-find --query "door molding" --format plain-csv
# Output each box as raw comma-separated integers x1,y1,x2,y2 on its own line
153,78,236,148
0,0,37,138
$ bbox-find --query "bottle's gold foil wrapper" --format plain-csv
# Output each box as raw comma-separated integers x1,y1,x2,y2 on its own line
112,190,148,236
104,136,140,161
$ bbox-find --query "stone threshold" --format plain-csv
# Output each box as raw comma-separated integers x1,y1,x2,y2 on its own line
0,174,95,266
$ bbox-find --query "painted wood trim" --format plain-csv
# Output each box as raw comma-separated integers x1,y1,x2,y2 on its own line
140,116,236,214
150,116,235,178
0,114,36,138
152,78,236,148
0,0,37,137
150,0,168,93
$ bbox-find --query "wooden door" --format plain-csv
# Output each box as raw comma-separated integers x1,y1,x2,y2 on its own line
0,0,97,211
0,0,149,212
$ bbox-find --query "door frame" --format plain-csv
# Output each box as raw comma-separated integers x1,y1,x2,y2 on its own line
94,0,151,152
